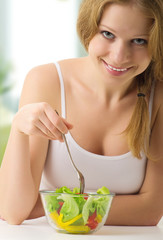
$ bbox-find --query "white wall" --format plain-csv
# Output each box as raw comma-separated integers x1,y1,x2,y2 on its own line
8,0,83,97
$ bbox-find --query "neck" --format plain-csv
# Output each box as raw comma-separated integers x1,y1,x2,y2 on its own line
83,57,137,106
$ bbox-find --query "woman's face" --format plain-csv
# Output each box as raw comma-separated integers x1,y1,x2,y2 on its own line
88,3,152,84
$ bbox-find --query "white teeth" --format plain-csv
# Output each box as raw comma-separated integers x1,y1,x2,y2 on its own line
107,64,127,72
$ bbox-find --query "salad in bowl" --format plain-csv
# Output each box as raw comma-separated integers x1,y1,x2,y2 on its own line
40,186,114,234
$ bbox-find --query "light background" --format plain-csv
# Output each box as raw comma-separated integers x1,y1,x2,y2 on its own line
0,0,86,163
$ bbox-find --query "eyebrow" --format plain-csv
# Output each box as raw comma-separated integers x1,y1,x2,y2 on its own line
99,24,150,37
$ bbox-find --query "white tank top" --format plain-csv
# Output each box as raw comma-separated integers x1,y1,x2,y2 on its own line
40,62,155,194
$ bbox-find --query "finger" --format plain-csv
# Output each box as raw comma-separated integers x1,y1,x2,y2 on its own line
35,120,56,139
39,111,63,141
55,109,73,131
27,119,55,140
35,125,56,140
44,106,69,134
35,119,63,141
62,118,73,130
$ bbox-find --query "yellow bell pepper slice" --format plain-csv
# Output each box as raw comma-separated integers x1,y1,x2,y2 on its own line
95,214,102,223
50,211,59,222
49,211,62,228
50,211,91,233
64,225,90,234
58,213,83,227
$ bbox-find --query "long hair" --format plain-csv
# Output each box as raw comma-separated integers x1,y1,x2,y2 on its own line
77,0,163,159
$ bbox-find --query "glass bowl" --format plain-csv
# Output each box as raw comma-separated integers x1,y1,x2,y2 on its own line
40,189,114,234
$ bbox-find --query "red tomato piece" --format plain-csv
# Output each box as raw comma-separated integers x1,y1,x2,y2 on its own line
57,201,64,214
86,211,98,230
84,193,88,200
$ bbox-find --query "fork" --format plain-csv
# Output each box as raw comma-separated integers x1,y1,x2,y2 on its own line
55,110,85,194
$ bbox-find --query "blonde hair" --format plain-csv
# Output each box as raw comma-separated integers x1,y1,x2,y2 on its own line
77,0,163,159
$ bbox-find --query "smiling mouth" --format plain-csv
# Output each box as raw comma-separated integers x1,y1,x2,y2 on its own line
107,64,128,72
102,59,130,72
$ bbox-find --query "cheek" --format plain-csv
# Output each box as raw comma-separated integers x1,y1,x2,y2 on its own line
141,57,151,71
88,37,107,56
134,50,151,69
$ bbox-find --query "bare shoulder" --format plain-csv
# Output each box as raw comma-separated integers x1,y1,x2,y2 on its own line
19,63,61,109
58,57,91,89
19,58,87,109
58,57,88,75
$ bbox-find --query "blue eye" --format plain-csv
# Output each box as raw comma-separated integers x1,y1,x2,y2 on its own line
101,31,114,39
132,38,147,45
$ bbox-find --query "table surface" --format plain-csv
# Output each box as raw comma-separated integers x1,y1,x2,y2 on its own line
0,216,163,240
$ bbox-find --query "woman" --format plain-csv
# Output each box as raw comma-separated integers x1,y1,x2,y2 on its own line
0,0,163,225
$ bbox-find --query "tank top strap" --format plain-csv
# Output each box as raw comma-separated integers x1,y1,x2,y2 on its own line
54,62,66,118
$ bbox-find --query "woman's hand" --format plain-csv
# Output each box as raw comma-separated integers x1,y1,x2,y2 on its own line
13,102,73,142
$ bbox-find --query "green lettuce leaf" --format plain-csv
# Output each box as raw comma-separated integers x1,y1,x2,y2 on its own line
82,187,110,224
97,186,110,194
45,194,60,213
74,195,86,214
55,186,73,194
82,196,96,224
93,196,110,217
58,194,80,222
72,187,80,194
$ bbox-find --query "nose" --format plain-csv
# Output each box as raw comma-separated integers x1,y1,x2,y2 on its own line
110,40,131,66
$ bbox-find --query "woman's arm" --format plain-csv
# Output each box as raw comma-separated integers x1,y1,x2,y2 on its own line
105,83,163,226
0,126,48,225
106,158,163,226
0,64,72,225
